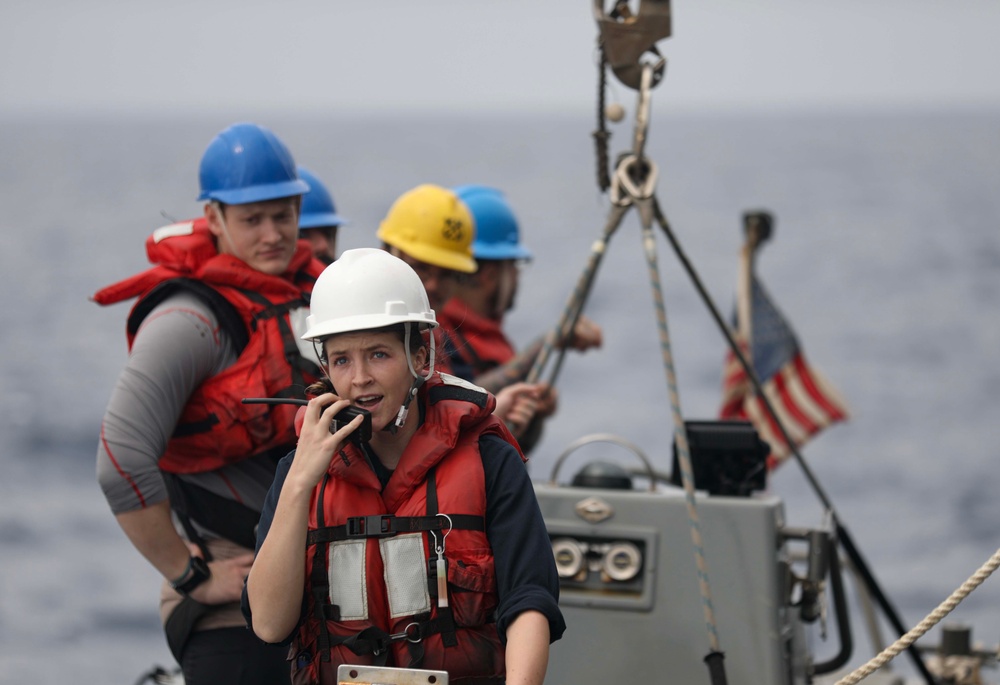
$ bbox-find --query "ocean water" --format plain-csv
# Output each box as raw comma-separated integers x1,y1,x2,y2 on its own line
2,109,1000,684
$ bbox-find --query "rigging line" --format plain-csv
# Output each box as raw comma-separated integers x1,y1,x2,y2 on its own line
639,218,723,656
629,57,659,163
525,202,629,385
835,547,1000,685
649,199,835,500
544,51,728,681
594,37,611,192
530,63,657,389
600,59,729,666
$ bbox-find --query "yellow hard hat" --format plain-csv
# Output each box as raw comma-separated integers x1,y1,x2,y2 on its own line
377,184,477,273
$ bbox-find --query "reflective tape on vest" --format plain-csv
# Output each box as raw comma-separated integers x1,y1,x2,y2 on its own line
328,540,368,621
380,533,431,619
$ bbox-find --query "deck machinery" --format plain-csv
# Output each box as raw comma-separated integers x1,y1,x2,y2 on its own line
532,427,867,685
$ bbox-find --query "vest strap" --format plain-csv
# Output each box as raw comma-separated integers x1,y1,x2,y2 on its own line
312,474,335,662
129,278,250,353
307,514,484,544
242,290,322,391
333,617,458,662
163,453,290,552
163,596,213,663
418,610,459,647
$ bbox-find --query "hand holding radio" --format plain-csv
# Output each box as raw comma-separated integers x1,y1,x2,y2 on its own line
323,403,373,443
241,396,372,445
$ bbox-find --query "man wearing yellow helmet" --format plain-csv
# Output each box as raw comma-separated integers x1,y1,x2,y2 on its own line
439,185,604,453
377,184,475,314
377,184,543,437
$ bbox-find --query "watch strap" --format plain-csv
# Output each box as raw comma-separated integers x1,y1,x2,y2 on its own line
171,556,211,597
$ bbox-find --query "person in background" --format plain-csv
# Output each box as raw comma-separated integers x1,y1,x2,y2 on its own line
297,166,347,265
376,184,544,438
243,248,564,685
438,185,603,451
93,122,324,685
376,184,475,323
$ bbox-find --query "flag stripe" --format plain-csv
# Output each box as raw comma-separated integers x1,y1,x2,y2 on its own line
763,382,810,446
793,356,850,422
747,394,789,459
785,365,836,428
719,271,849,466
772,361,820,435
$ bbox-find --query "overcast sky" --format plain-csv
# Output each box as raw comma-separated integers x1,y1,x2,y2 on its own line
3,0,999,116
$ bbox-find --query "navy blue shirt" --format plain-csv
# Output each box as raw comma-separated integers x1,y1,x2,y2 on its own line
242,433,565,647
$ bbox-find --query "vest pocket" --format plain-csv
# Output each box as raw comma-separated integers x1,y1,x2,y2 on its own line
447,548,498,627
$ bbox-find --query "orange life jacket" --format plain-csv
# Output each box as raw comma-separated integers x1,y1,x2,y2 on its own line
438,298,516,376
93,218,325,473
293,374,523,685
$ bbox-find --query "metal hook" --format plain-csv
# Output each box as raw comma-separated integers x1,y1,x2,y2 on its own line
430,513,453,555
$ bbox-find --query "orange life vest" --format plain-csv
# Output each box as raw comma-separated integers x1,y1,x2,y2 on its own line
293,374,523,685
438,298,516,376
93,218,325,473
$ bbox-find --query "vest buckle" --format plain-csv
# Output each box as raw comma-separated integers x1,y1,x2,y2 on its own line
346,515,395,538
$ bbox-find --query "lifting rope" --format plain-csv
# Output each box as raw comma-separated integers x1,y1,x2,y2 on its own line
538,4,992,684
835,547,1000,685
584,5,939,683
529,51,728,683
535,4,955,684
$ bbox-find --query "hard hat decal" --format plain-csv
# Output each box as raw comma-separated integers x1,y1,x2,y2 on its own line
442,217,466,242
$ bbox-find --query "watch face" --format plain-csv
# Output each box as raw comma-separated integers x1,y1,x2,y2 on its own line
173,556,211,595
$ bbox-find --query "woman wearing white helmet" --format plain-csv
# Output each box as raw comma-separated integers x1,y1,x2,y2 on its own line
243,249,564,685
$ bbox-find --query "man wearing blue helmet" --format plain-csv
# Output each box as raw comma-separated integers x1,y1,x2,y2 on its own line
94,123,324,685
440,186,603,450
297,166,347,265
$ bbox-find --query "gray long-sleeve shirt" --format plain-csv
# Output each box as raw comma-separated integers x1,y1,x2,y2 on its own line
96,292,281,519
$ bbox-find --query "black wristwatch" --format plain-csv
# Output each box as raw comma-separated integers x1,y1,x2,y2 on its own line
170,556,212,597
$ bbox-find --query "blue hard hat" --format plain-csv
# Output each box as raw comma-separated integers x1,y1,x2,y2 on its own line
453,185,533,261
297,166,347,230
197,122,310,205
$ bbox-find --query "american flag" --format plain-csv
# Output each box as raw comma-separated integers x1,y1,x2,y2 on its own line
720,273,849,468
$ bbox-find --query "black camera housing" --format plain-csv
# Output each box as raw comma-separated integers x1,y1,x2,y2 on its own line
670,420,769,497
327,404,373,444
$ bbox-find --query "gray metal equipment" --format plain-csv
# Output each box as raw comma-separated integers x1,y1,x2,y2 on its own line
534,433,856,685
537,479,810,684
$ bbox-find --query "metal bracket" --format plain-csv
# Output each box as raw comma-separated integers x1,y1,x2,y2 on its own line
593,0,672,90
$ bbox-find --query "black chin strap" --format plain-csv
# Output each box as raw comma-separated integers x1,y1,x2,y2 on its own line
391,322,432,434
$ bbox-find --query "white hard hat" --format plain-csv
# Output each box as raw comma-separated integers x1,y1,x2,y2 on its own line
302,248,438,342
